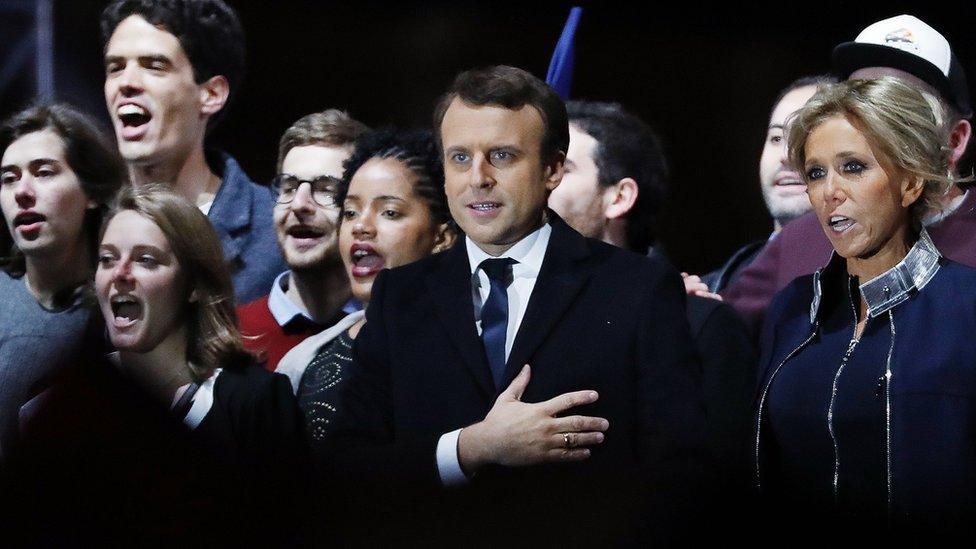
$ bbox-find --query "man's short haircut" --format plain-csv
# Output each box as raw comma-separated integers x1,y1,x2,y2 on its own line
769,75,839,122
338,128,453,229
100,0,245,130
432,65,569,164
276,109,370,172
567,101,666,253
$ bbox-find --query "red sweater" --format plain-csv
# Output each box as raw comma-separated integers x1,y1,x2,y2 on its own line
237,295,323,371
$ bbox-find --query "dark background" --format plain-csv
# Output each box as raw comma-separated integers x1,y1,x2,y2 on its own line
3,1,975,273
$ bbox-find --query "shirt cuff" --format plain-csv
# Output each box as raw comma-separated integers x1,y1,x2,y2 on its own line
436,428,469,487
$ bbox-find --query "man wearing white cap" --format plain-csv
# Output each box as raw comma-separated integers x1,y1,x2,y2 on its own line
835,14,972,180
720,14,976,334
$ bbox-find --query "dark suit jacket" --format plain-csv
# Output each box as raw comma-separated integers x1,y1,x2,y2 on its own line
701,239,766,293
687,296,756,475
7,357,304,545
322,215,706,544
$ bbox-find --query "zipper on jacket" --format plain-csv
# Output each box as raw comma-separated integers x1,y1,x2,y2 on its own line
883,309,895,511
755,324,818,490
827,277,863,501
827,335,860,501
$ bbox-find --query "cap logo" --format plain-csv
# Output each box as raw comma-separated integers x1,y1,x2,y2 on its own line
884,28,919,52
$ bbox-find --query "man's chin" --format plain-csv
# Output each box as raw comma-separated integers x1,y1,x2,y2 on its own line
768,196,812,220
287,250,342,273
117,142,161,165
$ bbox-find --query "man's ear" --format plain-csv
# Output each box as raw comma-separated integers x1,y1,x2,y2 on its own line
948,119,972,168
86,198,99,210
604,177,639,220
199,75,230,117
543,151,566,192
901,174,925,208
431,222,458,254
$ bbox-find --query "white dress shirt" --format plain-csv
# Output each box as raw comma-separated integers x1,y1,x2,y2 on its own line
436,223,552,486
267,271,315,328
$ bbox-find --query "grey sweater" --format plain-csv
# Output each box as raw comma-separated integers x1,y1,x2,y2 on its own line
0,272,92,461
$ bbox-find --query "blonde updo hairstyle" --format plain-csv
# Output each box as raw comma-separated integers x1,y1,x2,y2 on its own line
787,76,965,230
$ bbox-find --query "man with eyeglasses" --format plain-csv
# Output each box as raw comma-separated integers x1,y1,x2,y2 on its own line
238,110,369,372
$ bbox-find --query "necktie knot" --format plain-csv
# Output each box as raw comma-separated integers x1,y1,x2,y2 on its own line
480,257,516,283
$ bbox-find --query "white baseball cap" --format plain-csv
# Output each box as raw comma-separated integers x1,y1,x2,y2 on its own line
833,14,971,117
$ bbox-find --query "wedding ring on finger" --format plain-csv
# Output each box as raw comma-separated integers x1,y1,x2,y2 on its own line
563,432,573,448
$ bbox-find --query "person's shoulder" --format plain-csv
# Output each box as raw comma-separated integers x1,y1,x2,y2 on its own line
237,294,273,327
692,295,749,333
0,270,26,294
385,245,455,281
936,258,976,280
773,272,815,303
924,259,976,299
215,359,290,399
779,211,822,237
557,228,654,271
213,151,275,205
214,151,253,185
212,363,295,425
687,293,725,320
0,271,27,313
765,272,816,327
588,238,677,283
238,294,271,314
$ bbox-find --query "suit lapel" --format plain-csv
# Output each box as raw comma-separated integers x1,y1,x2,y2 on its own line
426,243,495,400
502,215,591,387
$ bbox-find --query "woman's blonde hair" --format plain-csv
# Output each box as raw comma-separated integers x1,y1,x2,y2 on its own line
106,184,249,381
787,76,967,229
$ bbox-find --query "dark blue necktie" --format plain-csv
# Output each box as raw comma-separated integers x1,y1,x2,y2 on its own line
479,258,516,390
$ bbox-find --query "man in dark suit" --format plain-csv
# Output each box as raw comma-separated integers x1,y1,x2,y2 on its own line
549,100,756,488
324,66,705,544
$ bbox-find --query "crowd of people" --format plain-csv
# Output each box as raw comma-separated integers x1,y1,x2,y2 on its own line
0,1,974,545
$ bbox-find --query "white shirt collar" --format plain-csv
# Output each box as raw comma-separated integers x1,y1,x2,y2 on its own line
267,271,314,327
923,189,969,226
465,222,551,277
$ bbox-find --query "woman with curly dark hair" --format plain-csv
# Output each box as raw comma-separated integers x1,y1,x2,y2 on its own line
276,128,457,451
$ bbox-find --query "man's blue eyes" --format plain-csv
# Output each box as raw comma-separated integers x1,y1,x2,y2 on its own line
450,151,514,164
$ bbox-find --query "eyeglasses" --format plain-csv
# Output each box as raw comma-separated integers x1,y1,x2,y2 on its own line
272,174,341,208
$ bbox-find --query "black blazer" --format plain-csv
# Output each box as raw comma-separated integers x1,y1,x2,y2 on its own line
6,358,306,546
323,215,706,544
